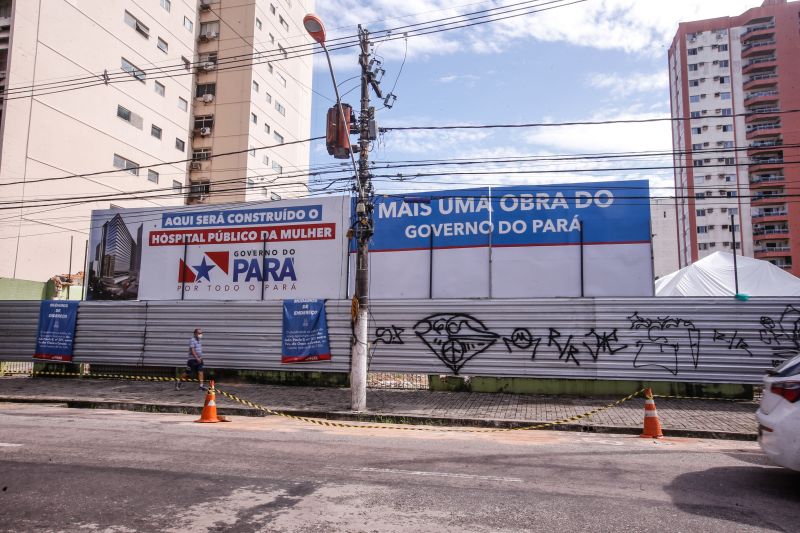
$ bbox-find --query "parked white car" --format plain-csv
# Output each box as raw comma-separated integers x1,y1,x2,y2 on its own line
756,354,800,471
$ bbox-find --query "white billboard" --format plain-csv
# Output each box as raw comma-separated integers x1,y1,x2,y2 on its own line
87,196,350,301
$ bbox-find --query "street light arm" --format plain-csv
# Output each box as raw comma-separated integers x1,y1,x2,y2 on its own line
320,42,362,198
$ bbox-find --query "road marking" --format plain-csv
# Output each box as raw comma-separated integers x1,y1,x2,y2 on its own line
0,443,22,447
328,466,522,482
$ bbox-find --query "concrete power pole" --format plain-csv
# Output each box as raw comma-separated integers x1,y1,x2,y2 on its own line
350,25,380,412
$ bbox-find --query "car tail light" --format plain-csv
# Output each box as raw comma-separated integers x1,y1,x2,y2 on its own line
770,382,800,403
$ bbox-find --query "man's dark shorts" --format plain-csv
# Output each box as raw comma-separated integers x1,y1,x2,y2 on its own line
186,359,204,375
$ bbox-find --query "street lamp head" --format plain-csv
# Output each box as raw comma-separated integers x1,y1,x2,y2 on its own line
303,14,326,44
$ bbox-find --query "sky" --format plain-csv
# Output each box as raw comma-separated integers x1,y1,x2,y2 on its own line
302,0,764,199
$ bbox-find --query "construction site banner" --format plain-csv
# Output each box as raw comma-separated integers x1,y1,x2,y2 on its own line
33,301,79,361
86,196,350,301
364,181,653,298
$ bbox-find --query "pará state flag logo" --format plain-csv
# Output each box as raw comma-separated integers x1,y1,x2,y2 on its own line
178,251,229,282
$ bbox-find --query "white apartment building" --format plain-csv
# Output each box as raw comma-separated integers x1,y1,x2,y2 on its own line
650,197,680,279
188,0,313,205
0,0,314,282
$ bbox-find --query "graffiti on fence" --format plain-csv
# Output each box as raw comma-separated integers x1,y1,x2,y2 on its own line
413,313,499,374
370,305,799,375
758,304,800,366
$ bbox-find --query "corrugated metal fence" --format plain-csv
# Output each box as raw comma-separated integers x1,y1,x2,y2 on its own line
1,298,798,384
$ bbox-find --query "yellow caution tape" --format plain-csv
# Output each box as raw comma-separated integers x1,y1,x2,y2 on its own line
25,370,648,433
653,394,753,402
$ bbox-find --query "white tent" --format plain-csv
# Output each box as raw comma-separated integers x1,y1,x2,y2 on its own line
655,251,800,296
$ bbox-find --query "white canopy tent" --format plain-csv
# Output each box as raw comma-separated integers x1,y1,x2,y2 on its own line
655,251,800,296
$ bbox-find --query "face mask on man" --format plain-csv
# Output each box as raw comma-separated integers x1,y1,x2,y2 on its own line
197,334,203,339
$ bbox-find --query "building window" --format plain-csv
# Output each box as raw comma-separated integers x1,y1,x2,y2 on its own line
154,81,165,96
693,160,703,167
729,208,738,216
276,73,286,87
264,123,271,134
265,91,272,103
124,11,150,39
275,101,285,116
148,169,159,183
178,97,188,111
279,15,288,31
249,146,256,158
195,83,216,97
190,181,210,196
272,161,282,173
697,226,708,234
121,57,146,82
689,95,700,103
719,92,731,100
718,60,729,68
172,180,182,191
268,63,273,74
192,148,211,160
688,48,698,55
721,124,733,132
256,17,262,30
181,56,191,70
719,76,729,84
200,21,220,37
262,154,269,165
160,0,171,12
157,37,168,53
699,243,709,250
696,209,706,216
718,44,728,51
113,154,139,175
722,141,734,149
692,143,703,150
270,3,276,15
117,105,132,122
691,127,702,134
269,33,275,44
271,191,281,200
183,16,193,32
175,138,185,151
688,63,698,71
151,124,162,139
273,131,284,144
194,115,214,130
689,79,700,87
251,112,258,124
690,111,701,118
278,44,287,58
252,80,259,92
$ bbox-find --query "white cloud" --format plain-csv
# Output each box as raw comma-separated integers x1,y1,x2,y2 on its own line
313,0,763,61
437,73,480,85
585,71,668,97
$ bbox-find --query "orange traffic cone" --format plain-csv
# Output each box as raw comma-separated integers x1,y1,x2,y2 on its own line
195,381,230,423
640,387,664,438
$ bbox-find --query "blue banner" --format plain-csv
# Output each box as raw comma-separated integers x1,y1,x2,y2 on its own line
367,181,651,251
34,301,79,362
281,299,331,363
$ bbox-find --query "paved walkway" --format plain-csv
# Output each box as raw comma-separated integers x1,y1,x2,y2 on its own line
0,376,759,439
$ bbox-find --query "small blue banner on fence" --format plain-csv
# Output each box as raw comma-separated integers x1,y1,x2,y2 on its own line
281,299,331,363
33,301,79,362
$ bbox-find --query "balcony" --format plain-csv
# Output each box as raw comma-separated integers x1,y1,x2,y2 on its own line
752,188,785,205
753,227,789,240
742,22,775,37
752,208,788,221
746,122,781,139
742,57,777,75
744,73,778,90
742,40,776,57
749,139,782,149
744,90,778,106
754,247,791,260
750,174,784,184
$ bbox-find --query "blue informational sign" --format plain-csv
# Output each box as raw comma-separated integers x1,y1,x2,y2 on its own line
33,301,79,362
367,181,651,251
281,299,331,363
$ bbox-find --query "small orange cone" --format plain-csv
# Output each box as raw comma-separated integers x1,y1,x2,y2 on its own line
640,387,664,438
195,381,230,423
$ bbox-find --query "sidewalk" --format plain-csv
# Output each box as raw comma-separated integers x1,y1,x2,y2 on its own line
0,376,759,440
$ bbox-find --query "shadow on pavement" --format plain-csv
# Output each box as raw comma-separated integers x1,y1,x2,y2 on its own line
665,465,800,532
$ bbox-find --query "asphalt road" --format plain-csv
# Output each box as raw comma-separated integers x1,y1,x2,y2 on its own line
0,403,797,533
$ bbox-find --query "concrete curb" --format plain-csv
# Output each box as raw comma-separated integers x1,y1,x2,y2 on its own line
0,395,757,441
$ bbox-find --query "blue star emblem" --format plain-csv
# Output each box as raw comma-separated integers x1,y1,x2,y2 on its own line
192,257,215,282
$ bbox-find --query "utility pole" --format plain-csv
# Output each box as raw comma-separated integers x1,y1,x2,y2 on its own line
351,25,381,412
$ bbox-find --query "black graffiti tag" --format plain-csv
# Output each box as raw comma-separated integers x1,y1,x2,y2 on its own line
582,328,628,361
712,329,752,357
414,313,499,374
502,328,542,360
548,328,581,366
628,312,700,375
375,325,405,345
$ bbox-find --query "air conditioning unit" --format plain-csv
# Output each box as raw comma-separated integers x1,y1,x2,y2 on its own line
201,61,215,71
199,32,217,42
199,127,212,136
199,1,211,11
202,93,214,103
190,161,202,170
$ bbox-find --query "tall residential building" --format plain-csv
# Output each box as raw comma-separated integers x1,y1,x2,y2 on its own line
651,198,680,279
188,0,313,205
0,0,314,282
669,0,800,275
